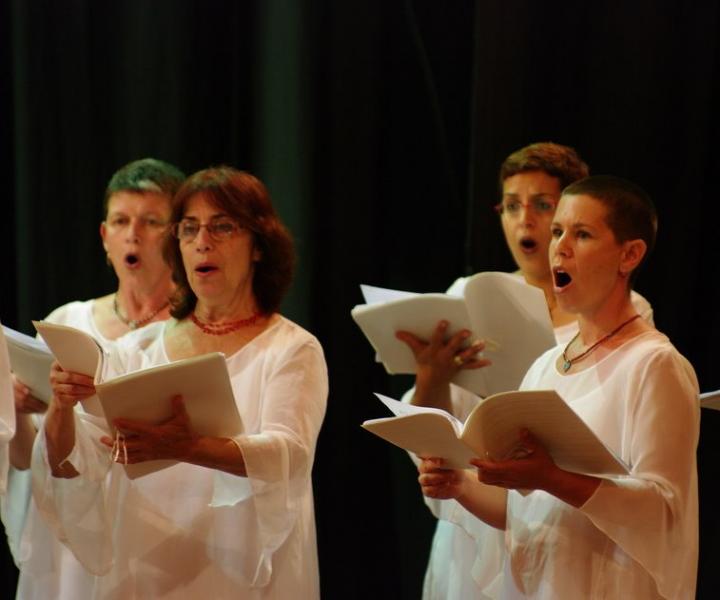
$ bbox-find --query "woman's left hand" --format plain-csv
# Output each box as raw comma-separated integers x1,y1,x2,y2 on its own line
100,395,198,464
470,429,559,492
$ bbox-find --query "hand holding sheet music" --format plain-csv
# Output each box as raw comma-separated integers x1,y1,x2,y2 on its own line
362,391,629,476
34,321,243,478
352,272,555,396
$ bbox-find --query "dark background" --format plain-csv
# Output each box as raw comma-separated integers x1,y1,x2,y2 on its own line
1,1,719,598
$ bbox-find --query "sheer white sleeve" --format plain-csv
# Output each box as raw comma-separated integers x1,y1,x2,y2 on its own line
211,338,328,586
579,350,699,599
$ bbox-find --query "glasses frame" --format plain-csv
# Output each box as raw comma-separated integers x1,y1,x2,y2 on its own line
493,197,558,216
171,217,243,243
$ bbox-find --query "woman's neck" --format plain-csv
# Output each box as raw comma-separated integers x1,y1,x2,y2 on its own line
193,294,259,323
576,290,638,345
522,272,575,328
116,279,174,317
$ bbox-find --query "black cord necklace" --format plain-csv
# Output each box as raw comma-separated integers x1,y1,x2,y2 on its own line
113,294,169,330
562,314,641,373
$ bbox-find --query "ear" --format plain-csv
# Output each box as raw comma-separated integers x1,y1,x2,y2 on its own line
252,248,262,263
100,221,108,252
619,239,647,276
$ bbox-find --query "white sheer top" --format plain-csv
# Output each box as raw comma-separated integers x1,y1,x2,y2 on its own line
33,315,328,599
503,330,698,599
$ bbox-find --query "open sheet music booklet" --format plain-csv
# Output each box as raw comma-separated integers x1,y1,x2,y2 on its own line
33,321,242,478
352,272,556,397
362,392,629,476
2,324,55,404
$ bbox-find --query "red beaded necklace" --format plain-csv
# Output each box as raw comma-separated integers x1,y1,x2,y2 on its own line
190,311,262,335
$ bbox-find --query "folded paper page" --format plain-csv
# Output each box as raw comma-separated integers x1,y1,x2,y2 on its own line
2,325,55,403
363,392,629,476
352,272,555,396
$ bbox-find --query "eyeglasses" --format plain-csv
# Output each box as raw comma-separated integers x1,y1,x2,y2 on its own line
494,197,557,216
172,217,242,242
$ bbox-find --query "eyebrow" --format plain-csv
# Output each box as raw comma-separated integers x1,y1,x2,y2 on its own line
551,221,595,230
107,209,165,217
181,213,228,221
503,192,556,198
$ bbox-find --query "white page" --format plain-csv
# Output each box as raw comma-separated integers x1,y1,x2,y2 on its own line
352,272,556,397
351,293,473,375
362,394,473,469
461,272,555,396
0,323,16,443
700,389,720,410
461,390,629,476
2,325,54,403
33,321,104,380
358,285,420,363
374,392,463,432
359,284,418,305
33,321,105,416
97,352,242,479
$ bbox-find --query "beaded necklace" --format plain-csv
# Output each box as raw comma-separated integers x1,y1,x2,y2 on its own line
190,311,262,335
113,294,168,330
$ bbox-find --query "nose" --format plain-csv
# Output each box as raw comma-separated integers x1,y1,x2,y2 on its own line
518,203,536,227
126,218,141,242
193,224,214,251
552,232,571,257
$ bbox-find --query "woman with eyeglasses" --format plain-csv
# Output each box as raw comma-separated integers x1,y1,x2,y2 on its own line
415,176,698,599
397,144,655,600
5,158,184,600
35,167,328,599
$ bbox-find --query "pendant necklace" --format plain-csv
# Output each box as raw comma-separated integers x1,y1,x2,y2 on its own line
561,314,641,373
113,294,169,330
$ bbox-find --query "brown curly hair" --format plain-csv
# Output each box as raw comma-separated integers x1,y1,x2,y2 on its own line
499,142,589,192
163,167,295,319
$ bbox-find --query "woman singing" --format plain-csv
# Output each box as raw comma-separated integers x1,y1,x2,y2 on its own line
414,176,698,599
37,167,328,599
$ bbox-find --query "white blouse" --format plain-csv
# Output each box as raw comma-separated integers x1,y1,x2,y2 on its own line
0,324,15,495
32,315,328,599
504,330,699,599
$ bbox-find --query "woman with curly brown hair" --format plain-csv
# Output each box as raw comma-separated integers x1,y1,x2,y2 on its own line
36,167,328,599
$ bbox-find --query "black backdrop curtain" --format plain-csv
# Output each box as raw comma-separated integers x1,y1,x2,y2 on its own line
1,1,719,598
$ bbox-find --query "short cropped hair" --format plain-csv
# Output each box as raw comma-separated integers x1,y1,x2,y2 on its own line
104,158,186,214
562,175,657,285
499,142,589,191
164,167,295,319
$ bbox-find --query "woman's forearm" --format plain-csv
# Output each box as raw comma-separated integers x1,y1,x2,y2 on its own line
183,436,248,477
542,468,602,508
456,472,508,530
44,401,79,478
410,374,453,413
9,413,37,470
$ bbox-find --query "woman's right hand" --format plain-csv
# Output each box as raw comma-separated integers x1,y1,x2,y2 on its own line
49,361,96,409
13,375,48,414
396,320,490,391
418,457,468,500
